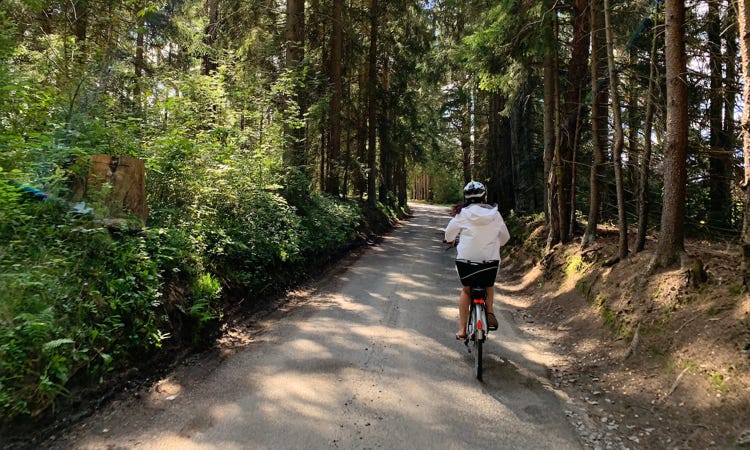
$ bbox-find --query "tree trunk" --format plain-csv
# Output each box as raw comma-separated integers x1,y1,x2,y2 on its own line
379,55,392,205
636,15,659,253
366,0,379,205
735,0,750,288
134,21,144,114
604,0,628,260
284,0,307,169
396,149,407,208
461,111,472,185
544,0,561,247
708,0,732,230
583,0,607,248
724,4,738,172
73,0,88,65
651,0,688,269
327,0,343,196
203,0,219,75
486,93,514,215
556,0,590,244
356,69,367,199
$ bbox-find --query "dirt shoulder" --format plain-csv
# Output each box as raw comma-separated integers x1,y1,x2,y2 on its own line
503,225,750,449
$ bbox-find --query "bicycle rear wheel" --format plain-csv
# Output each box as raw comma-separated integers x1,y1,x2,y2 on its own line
474,335,483,380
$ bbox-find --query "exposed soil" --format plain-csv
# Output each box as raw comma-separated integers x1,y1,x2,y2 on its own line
504,224,750,449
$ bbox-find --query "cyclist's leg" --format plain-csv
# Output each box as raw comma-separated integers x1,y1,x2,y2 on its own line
486,287,499,329
457,286,471,337
486,287,494,313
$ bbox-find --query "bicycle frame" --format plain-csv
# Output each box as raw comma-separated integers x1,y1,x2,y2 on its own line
467,287,488,342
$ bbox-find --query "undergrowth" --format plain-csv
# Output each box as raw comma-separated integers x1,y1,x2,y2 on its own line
0,169,396,426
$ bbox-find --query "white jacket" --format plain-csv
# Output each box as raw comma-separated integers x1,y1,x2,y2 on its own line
445,204,510,262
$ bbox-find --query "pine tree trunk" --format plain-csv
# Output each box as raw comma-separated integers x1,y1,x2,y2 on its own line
734,0,750,288
708,0,731,230
284,0,306,170
327,0,343,196
651,0,688,269
366,0,379,205
543,0,561,247
604,0,628,260
582,0,607,248
556,0,590,244
636,16,659,253
203,0,219,75
379,55,392,205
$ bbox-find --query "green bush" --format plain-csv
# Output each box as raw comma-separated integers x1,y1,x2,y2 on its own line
0,182,169,421
298,195,360,257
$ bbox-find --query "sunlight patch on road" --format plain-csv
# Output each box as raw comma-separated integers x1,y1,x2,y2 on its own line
437,306,457,323
287,338,334,357
258,374,344,421
385,274,428,289
396,291,418,301
208,402,242,421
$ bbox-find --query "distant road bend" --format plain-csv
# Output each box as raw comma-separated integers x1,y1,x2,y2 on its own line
54,203,582,450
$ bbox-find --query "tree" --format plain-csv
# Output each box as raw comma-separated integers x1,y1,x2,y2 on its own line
707,0,733,230
327,0,343,196
486,92,514,215
636,13,660,253
555,0,590,243
651,0,688,269
366,0,380,205
735,0,750,288
582,0,608,247
284,0,307,170
604,0,628,260
543,0,561,248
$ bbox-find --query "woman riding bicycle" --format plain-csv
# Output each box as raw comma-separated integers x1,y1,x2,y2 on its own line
445,181,511,340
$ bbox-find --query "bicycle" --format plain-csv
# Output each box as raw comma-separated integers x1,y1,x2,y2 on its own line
446,240,499,380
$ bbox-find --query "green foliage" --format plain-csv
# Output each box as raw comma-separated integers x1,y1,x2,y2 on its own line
564,255,588,277
186,273,222,338
0,190,170,420
298,195,360,257
0,0,396,428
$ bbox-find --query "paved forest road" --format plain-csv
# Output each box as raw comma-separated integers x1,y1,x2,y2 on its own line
53,204,581,450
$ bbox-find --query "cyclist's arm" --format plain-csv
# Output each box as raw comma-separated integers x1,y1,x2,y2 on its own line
498,218,510,247
445,216,462,243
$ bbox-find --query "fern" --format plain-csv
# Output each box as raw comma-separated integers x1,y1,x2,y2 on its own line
41,338,75,352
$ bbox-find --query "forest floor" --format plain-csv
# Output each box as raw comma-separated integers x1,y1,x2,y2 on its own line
503,223,750,449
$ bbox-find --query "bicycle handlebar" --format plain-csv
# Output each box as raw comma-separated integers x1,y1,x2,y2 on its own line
443,238,457,251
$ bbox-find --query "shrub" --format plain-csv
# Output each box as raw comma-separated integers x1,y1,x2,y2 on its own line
0,181,169,422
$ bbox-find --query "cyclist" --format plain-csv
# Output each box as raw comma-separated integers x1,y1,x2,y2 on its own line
445,181,511,340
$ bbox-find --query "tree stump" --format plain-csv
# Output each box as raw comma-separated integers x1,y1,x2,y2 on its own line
70,155,148,224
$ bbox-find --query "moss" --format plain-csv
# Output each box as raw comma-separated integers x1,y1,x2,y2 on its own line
709,371,727,392
576,278,590,295
729,284,744,296
564,255,587,277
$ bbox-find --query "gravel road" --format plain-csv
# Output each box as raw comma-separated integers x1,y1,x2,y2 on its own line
50,203,582,450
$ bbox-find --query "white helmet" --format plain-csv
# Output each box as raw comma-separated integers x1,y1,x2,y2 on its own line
463,181,486,199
